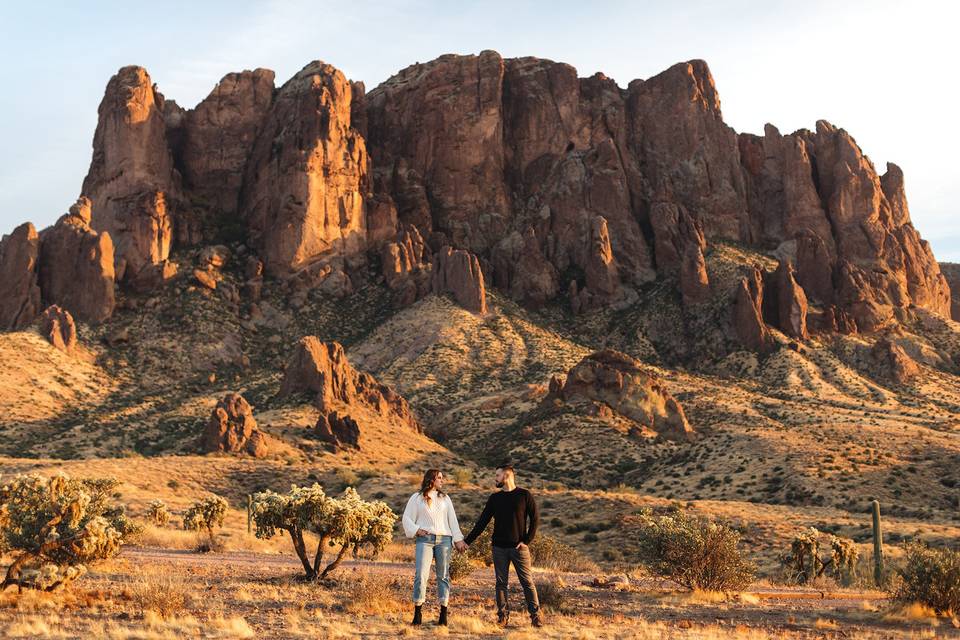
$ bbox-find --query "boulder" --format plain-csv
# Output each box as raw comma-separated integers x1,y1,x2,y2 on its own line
240,61,369,276
37,198,116,323
431,246,487,314
315,411,361,451
40,305,77,354
202,392,268,457
549,349,694,442
0,222,42,330
871,338,920,384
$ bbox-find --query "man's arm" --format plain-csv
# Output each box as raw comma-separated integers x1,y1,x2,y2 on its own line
463,496,495,545
521,491,539,545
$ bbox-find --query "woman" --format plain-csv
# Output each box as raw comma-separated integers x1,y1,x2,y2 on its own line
401,469,467,626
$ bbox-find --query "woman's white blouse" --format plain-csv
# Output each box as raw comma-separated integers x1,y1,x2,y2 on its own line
402,491,465,542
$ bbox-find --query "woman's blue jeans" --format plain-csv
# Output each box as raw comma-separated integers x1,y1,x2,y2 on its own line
412,534,452,606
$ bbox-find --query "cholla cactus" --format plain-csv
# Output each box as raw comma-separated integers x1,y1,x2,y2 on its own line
0,473,131,591
148,500,171,527
182,496,228,541
251,484,397,579
784,528,858,585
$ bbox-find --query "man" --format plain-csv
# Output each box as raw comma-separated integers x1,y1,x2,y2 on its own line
463,464,543,628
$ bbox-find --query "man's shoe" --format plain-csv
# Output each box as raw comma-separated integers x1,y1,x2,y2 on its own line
531,612,545,628
497,613,509,628
412,605,422,626
438,605,448,626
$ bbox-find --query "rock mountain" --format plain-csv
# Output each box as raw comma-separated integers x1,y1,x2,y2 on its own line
1,51,955,347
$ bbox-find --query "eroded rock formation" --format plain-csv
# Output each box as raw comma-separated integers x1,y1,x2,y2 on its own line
431,246,487,314
279,337,422,440
547,349,694,442
241,61,369,276
82,66,180,288
733,265,773,353
203,392,269,457
37,198,115,323
40,305,77,354
0,222,42,330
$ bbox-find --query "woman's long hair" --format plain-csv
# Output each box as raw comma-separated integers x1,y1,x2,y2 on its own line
419,469,445,505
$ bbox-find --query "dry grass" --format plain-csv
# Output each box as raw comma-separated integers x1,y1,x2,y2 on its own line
337,569,407,616
128,569,189,619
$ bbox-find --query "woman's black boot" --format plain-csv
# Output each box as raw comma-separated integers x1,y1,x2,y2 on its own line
438,605,448,626
412,605,422,625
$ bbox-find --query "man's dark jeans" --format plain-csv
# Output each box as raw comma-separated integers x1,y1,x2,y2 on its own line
492,544,540,620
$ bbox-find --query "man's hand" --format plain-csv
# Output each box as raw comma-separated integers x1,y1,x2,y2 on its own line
455,541,468,552
516,542,528,550
416,528,429,537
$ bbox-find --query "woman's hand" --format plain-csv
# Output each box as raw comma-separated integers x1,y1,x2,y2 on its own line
455,541,468,552
416,528,429,537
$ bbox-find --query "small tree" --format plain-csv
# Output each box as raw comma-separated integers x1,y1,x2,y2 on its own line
182,495,227,546
892,542,960,615
784,528,858,586
0,474,134,591
148,500,171,527
632,508,754,591
251,484,396,580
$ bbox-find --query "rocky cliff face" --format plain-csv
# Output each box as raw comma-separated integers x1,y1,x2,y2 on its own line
0,51,952,341
241,62,369,276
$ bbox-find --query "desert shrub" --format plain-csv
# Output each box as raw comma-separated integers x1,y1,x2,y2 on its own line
183,495,227,551
892,542,960,615
783,527,858,586
449,550,475,581
461,525,595,572
148,500,171,527
130,572,189,619
535,576,567,612
339,570,406,615
0,474,134,591
632,508,754,591
451,468,473,486
251,485,396,580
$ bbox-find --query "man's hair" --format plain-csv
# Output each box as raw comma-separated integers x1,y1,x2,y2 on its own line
496,464,515,475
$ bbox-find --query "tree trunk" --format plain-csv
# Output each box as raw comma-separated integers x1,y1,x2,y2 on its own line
320,543,351,578
287,527,314,578
313,535,331,576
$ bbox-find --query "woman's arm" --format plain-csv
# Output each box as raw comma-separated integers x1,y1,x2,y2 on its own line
401,493,420,538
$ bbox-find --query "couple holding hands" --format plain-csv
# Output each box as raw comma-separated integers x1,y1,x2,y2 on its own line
401,464,544,628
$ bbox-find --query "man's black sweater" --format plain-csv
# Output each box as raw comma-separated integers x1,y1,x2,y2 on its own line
463,487,539,548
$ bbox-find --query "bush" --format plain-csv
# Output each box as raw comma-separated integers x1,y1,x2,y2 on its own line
183,495,227,551
448,550,475,582
535,577,567,612
130,572,189,619
450,468,473,486
892,542,960,615
148,500,171,527
0,474,134,591
251,485,397,580
632,508,754,591
461,524,596,573
339,571,406,615
782,528,858,586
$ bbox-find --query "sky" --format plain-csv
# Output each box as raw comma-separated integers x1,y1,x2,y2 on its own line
1,0,957,260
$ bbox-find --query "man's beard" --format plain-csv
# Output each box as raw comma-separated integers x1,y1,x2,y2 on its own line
495,480,504,488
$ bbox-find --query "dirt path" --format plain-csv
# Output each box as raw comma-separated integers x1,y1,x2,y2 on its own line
124,546,886,604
